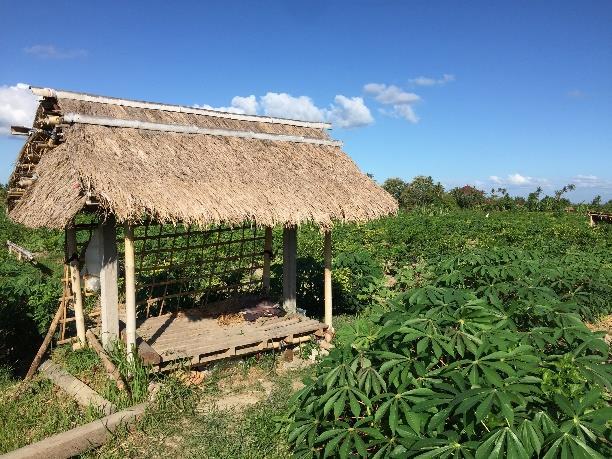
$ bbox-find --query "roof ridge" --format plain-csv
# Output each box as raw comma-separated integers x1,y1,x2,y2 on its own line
30,86,332,130
63,113,342,147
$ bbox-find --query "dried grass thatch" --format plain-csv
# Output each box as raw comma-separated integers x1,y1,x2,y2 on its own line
8,90,398,229
57,98,330,140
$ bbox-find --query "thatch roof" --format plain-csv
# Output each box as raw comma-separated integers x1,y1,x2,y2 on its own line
7,87,397,229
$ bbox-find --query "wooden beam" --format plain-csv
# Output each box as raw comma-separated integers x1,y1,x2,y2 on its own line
2,403,147,459
39,360,115,415
86,329,128,392
119,325,162,365
66,226,86,345
124,223,137,362
282,226,297,313
262,227,273,293
31,86,332,129
99,216,119,349
62,113,342,147
324,230,333,329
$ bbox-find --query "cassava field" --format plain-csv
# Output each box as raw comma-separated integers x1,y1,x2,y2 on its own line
1,189,611,457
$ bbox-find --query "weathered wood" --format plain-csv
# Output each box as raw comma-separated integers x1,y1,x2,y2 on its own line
63,113,342,147
33,86,331,129
3,402,147,459
25,296,65,380
283,226,297,313
119,324,162,365
262,227,273,293
151,316,306,348
39,360,115,415
324,230,333,329
86,330,128,392
6,240,35,261
161,319,322,362
99,216,119,349
66,226,86,345
124,223,137,361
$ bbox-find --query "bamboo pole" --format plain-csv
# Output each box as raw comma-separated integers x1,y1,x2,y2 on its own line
25,290,66,380
324,230,333,329
124,223,137,362
262,227,273,293
86,330,128,392
66,226,86,346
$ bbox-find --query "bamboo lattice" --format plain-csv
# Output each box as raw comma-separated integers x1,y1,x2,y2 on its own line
65,220,267,323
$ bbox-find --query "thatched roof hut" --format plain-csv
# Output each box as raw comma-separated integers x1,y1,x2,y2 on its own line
8,87,397,230
9,87,397,368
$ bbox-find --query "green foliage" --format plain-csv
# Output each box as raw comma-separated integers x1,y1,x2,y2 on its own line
450,185,486,209
281,244,611,458
399,176,449,209
0,190,63,371
332,251,387,313
382,178,407,203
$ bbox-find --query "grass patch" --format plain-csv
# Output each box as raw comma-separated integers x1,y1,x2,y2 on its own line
91,354,315,458
0,366,96,454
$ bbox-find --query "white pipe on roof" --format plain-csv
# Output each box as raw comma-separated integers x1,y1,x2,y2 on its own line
30,86,333,130
62,113,343,147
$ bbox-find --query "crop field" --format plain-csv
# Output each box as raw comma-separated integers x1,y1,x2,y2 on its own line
0,199,611,457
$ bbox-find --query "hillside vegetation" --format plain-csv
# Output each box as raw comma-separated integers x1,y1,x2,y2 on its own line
0,183,611,457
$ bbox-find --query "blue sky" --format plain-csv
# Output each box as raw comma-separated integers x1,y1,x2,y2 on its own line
1,0,611,201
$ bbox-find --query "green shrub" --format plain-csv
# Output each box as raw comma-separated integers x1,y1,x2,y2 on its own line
282,286,611,458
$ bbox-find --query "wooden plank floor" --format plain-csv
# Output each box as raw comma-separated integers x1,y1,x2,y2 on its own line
135,308,326,366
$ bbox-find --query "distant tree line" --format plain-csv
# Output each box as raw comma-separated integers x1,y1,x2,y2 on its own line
380,175,612,212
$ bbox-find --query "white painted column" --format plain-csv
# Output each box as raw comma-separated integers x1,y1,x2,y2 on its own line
66,225,86,346
282,226,297,313
99,216,119,349
324,230,333,329
124,222,137,361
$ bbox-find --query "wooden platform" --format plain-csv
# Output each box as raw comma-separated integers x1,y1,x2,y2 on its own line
134,308,326,367
588,211,612,226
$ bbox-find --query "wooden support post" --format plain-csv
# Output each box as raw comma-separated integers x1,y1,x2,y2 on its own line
324,230,333,329
282,226,297,313
66,225,86,346
99,216,119,349
262,227,273,293
124,223,137,361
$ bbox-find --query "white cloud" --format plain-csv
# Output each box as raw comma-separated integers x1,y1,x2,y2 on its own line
391,104,419,123
364,83,420,123
364,83,420,104
195,92,373,128
324,95,373,128
24,44,88,59
507,173,531,185
573,174,612,189
0,83,38,136
488,173,549,187
194,94,259,115
260,92,324,122
230,95,258,115
409,74,455,86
